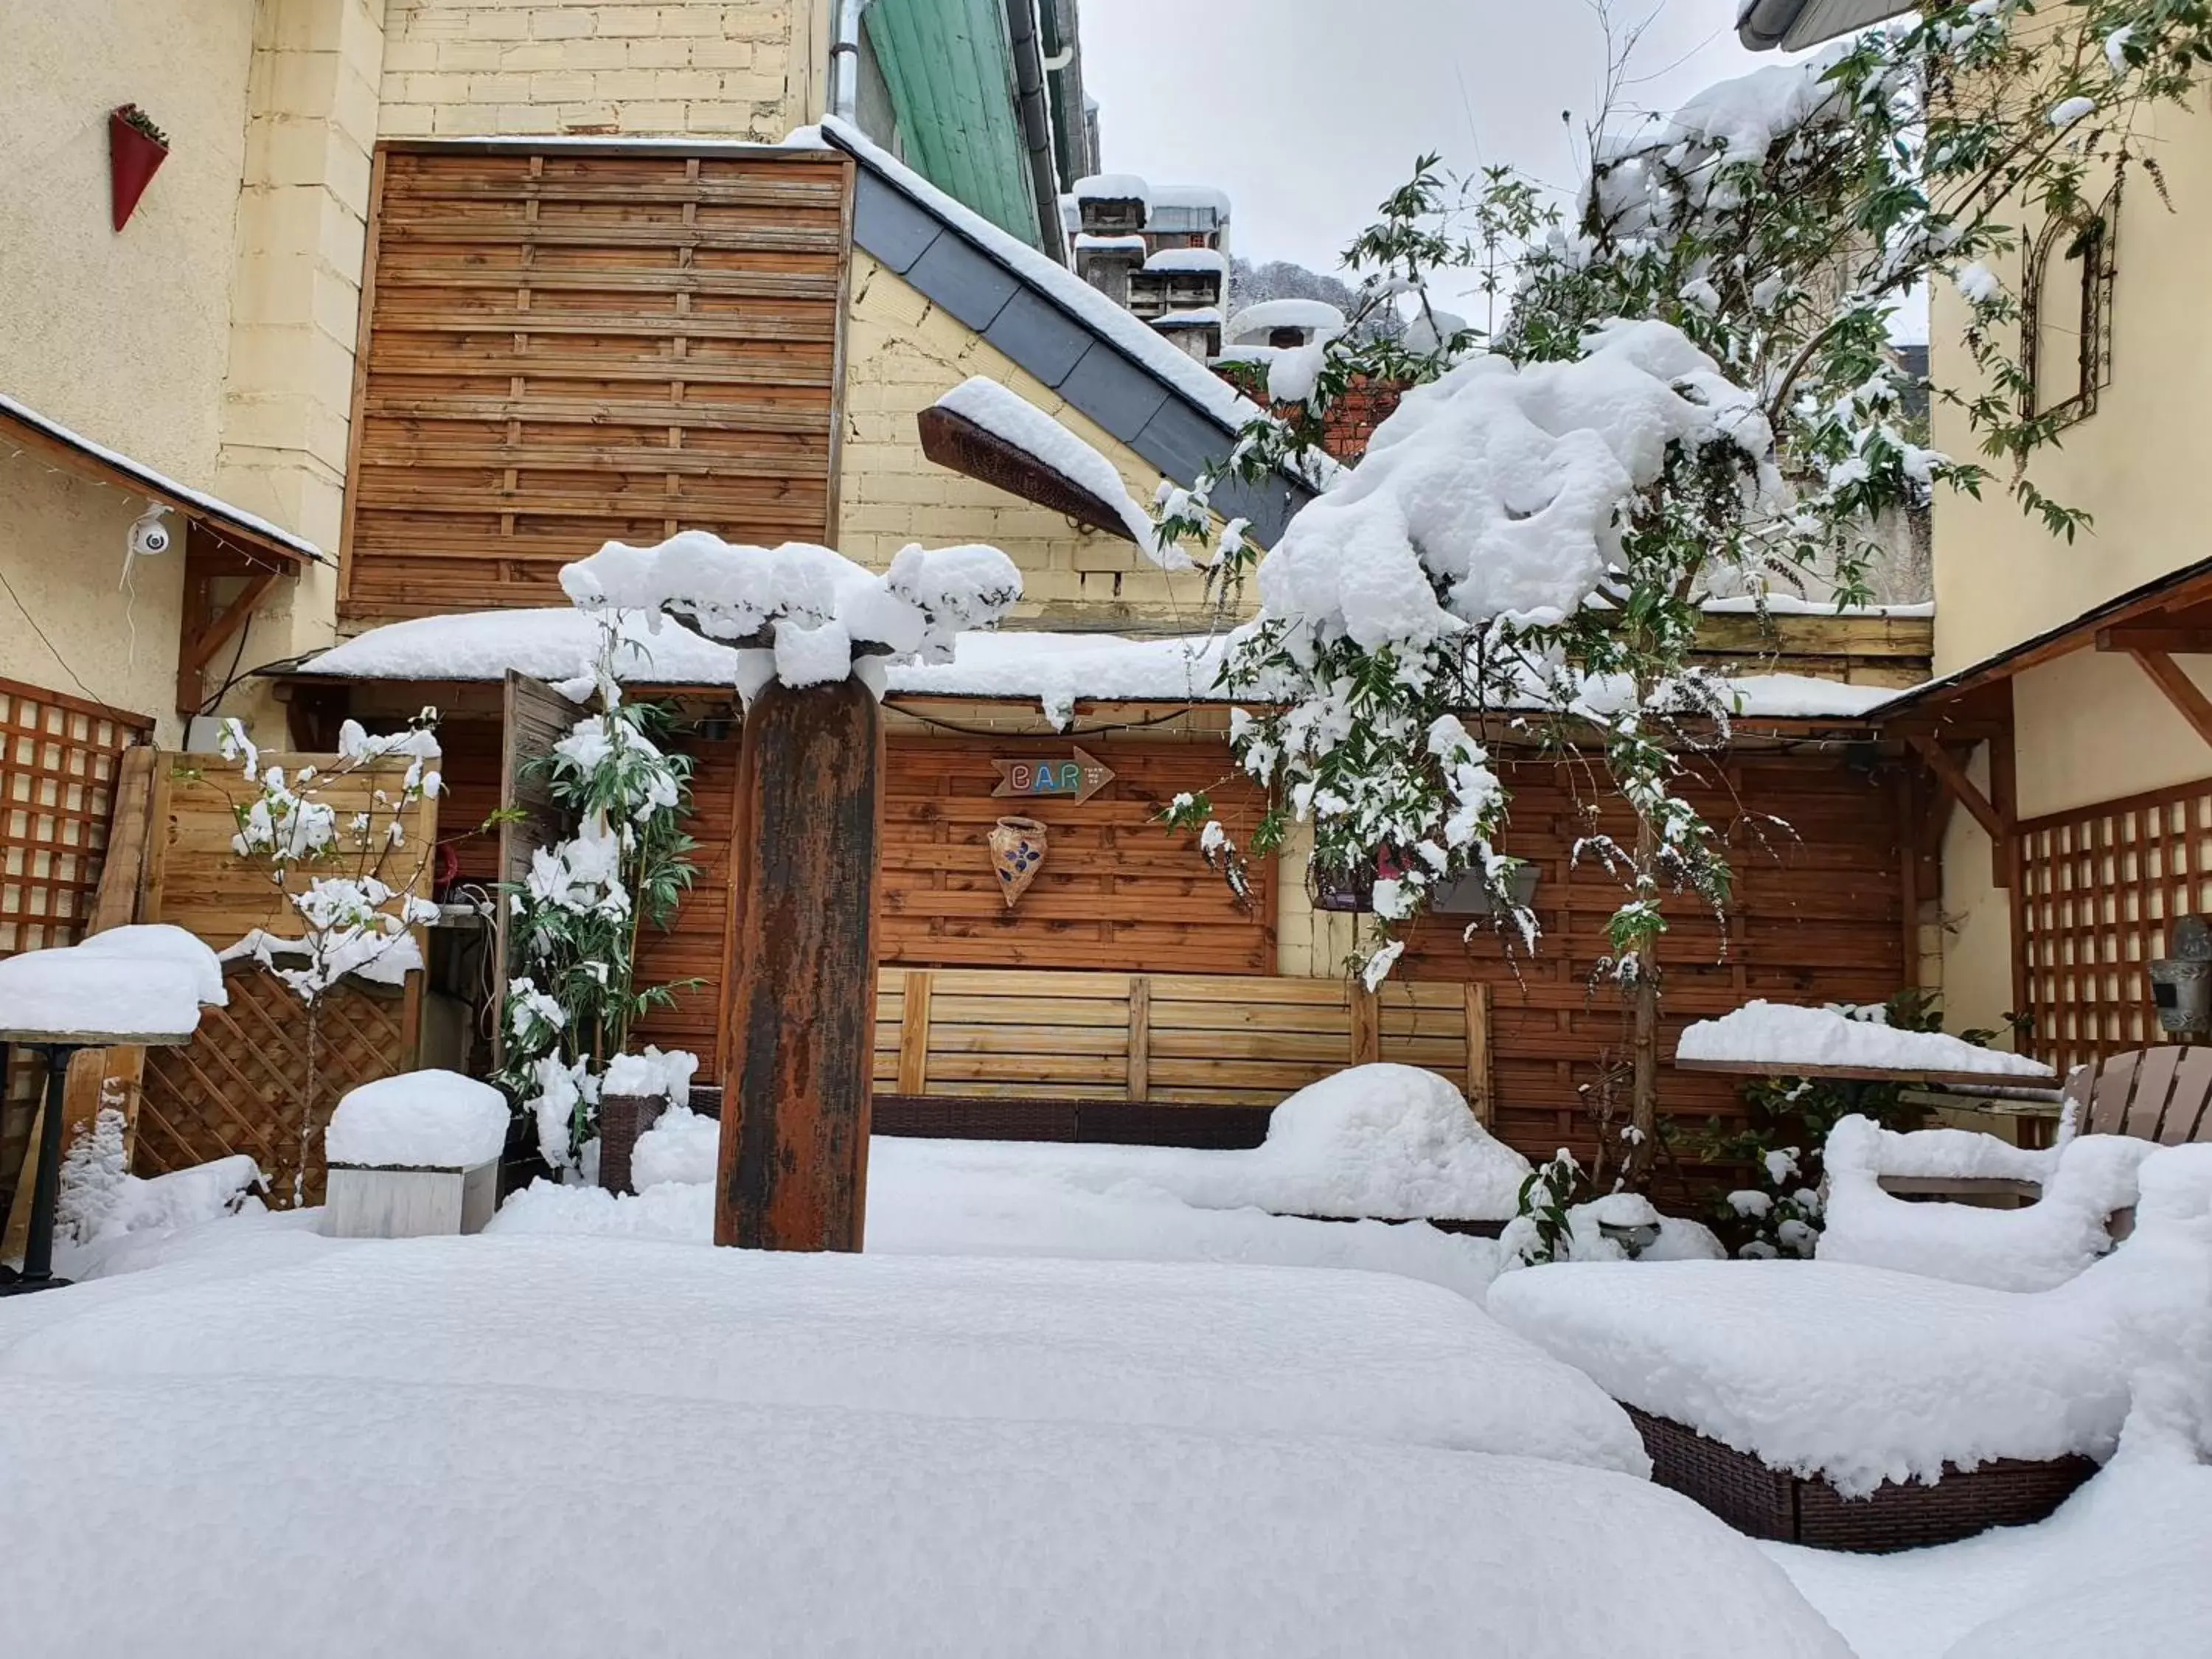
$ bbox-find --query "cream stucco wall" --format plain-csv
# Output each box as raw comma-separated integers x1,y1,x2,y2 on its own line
840,253,1238,633
0,465,187,741
1930,99,2212,675
0,0,254,479
377,0,824,138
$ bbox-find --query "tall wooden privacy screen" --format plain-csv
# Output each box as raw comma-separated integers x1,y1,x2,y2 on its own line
2016,778,2212,1078
0,678,152,1211
341,142,855,622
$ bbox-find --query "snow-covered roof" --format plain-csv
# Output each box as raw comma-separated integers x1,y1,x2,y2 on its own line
1737,0,1912,52
1073,173,1151,206
821,119,1318,545
1144,248,1228,276
931,377,1164,555
1073,232,1147,253
1152,307,1224,330
0,392,322,566
1147,184,1232,221
1226,299,1347,344
294,609,1918,731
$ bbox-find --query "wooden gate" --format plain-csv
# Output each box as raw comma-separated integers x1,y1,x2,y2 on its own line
341,142,856,623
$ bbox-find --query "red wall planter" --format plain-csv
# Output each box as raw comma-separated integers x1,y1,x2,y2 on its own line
109,106,170,232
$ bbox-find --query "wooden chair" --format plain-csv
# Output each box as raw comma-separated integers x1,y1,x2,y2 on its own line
1874,1046,2212,1231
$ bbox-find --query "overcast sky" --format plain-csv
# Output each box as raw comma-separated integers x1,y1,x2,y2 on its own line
1079,0,1766,283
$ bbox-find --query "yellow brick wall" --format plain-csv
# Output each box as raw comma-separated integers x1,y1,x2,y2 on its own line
377,0,824,137
839,254,1239,635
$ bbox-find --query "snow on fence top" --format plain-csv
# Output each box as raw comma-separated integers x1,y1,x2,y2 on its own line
307,608,743,684
1256,319,1780,646
0,925,223,1042
933,377,1172,562
1073,172,1152,207
324,1071,511,1169
1144,247,1228,275
1226,299,1347,343
560,534,1023,694
1676,1001,2056,1078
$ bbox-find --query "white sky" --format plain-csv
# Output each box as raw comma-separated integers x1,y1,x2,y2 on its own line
1079,0,1767,279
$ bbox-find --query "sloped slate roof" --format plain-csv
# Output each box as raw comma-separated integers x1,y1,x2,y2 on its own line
821,118,1317,548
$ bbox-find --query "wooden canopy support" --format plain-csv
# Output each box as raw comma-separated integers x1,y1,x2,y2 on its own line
175,526,286,717
1908,733,2013,888
2127,648,2212,749
2096,625,2212,655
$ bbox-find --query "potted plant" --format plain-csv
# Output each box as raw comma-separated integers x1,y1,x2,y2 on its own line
108,104,169,232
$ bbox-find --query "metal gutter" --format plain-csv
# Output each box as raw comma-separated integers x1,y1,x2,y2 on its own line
1001,0,1068,263
1737,0,1913,51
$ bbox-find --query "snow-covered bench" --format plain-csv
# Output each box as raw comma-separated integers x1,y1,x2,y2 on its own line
1486,1141,2212,1551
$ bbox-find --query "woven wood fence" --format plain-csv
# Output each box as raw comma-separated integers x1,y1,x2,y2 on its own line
2015,777,2212,1077
0,676,152,1211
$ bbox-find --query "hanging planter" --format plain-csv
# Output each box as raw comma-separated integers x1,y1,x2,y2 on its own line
988,816,1048,909
109,104,170,232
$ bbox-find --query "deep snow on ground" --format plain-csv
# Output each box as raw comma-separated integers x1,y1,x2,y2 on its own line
10,1137,2211,1659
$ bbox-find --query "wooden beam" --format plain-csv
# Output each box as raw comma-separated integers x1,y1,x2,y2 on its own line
2096,625,2212,655
1349,983,1381,1066
1464,982,1495,1127
1907,734,2007,845
897,970,933,1096
2130,649,2212,748
1124,975,1150,1103
175,535,281,717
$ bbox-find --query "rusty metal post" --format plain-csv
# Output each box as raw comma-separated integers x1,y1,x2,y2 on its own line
716,676,883,1251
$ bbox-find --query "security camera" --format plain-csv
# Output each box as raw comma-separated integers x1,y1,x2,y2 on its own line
128,509,175,558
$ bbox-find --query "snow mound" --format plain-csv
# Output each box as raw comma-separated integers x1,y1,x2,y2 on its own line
0,1367,1850,1659
935,378,1167,559
1245,1064,1531,1220
324,1071,510,1169
1256,319,1778,646
630,1104,718,1192
1818,1116,2151,1291
600,1046,697,1105
560,533,1023,693
72,925,229,1007
1488,1144,2212,1495
1,1238,1649,1479
1677,1001,2056,1078
620,1068,1523,1224
0,939,210,1043
1073,171,1151,206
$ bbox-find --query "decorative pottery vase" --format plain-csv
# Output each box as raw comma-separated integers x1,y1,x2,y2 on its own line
989,816,1048,908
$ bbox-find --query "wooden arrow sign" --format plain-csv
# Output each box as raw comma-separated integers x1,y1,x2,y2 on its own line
992,747,1115,804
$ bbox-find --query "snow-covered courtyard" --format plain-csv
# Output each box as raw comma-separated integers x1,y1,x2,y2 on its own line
6,1116,2208,1659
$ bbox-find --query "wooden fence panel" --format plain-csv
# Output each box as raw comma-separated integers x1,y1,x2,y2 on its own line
2015,777,2212,1078
0,678,153,1211
878,737,1276,975
341,145,855,623
873,967,1492,1113
133,751,438,1203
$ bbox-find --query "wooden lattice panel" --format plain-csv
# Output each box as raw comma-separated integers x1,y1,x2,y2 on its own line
0,676,152,1208
139,967,420,1206
2016,779,2212,1078
341,144,855,623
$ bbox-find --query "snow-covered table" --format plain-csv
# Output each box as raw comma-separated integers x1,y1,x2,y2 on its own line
1674,1001,2059,1089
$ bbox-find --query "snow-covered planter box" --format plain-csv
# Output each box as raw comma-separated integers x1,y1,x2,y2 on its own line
323,1071,509,1239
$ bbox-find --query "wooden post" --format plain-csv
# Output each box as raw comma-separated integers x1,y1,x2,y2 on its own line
716,678,883,1253
1464,982,1495,1127
1125,975,1150,1102
1349,981,1381,1065
896,970,933,1096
